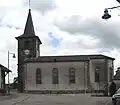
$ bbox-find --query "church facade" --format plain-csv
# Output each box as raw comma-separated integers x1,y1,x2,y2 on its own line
15,9,115,93
24,55,114,93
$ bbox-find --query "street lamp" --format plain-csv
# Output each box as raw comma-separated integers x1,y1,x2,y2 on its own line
102,9,111,20
8,50,16,94
102,6,120,20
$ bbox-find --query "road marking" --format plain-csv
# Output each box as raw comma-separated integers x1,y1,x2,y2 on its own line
105,100,111,105
12,96,31,105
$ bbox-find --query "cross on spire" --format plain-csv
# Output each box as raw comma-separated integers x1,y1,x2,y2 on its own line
29,0,31,9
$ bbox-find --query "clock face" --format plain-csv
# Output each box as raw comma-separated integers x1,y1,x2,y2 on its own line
24,49,30,55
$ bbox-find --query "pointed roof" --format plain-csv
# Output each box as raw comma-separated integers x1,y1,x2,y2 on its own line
23,9,35,36
15,9,42,44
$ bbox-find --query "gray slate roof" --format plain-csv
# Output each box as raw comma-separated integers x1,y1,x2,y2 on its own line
25,54,115,63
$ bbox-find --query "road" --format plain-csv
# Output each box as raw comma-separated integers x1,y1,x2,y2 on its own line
8,94,112,105
15,94,93,105
0,94,19,101
107,101,112,105
0,93,113,105
97,101,113,105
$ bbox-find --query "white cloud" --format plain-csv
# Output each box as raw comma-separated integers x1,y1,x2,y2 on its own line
0,0,23,7
23,0,57,14
55,15,120,49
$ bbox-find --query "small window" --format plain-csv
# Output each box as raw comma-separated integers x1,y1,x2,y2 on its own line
36,68,42,84
52,68,59,84
69,68,76,84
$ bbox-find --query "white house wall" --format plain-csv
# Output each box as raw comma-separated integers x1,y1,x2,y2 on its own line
25,62,85,91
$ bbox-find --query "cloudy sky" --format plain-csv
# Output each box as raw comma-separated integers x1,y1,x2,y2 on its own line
1,0,120,83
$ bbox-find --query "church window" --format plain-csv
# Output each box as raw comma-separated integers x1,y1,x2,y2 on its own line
53,59,56,62
52,68,59,84
69,68,76,84
36,68,42,84
95,67,100,82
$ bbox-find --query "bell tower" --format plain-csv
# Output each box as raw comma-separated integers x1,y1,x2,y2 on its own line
15,9,42,92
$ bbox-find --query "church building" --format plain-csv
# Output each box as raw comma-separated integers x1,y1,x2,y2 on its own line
15,9,115,94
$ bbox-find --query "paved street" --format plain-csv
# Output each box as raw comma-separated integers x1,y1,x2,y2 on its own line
106,101,112,105
17,94,93,105
0,93,113,105
0,94,19,101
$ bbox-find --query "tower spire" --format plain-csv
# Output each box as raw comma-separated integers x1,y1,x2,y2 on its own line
22,0,35,36
15,0,42,44
23,8,35,36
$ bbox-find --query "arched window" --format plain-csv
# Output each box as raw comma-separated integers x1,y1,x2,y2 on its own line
36,68,42,84
69,68,76,84
52,68,59,84
95,67,100,82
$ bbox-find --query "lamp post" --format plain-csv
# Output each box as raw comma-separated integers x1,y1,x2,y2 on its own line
8,50,16,94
